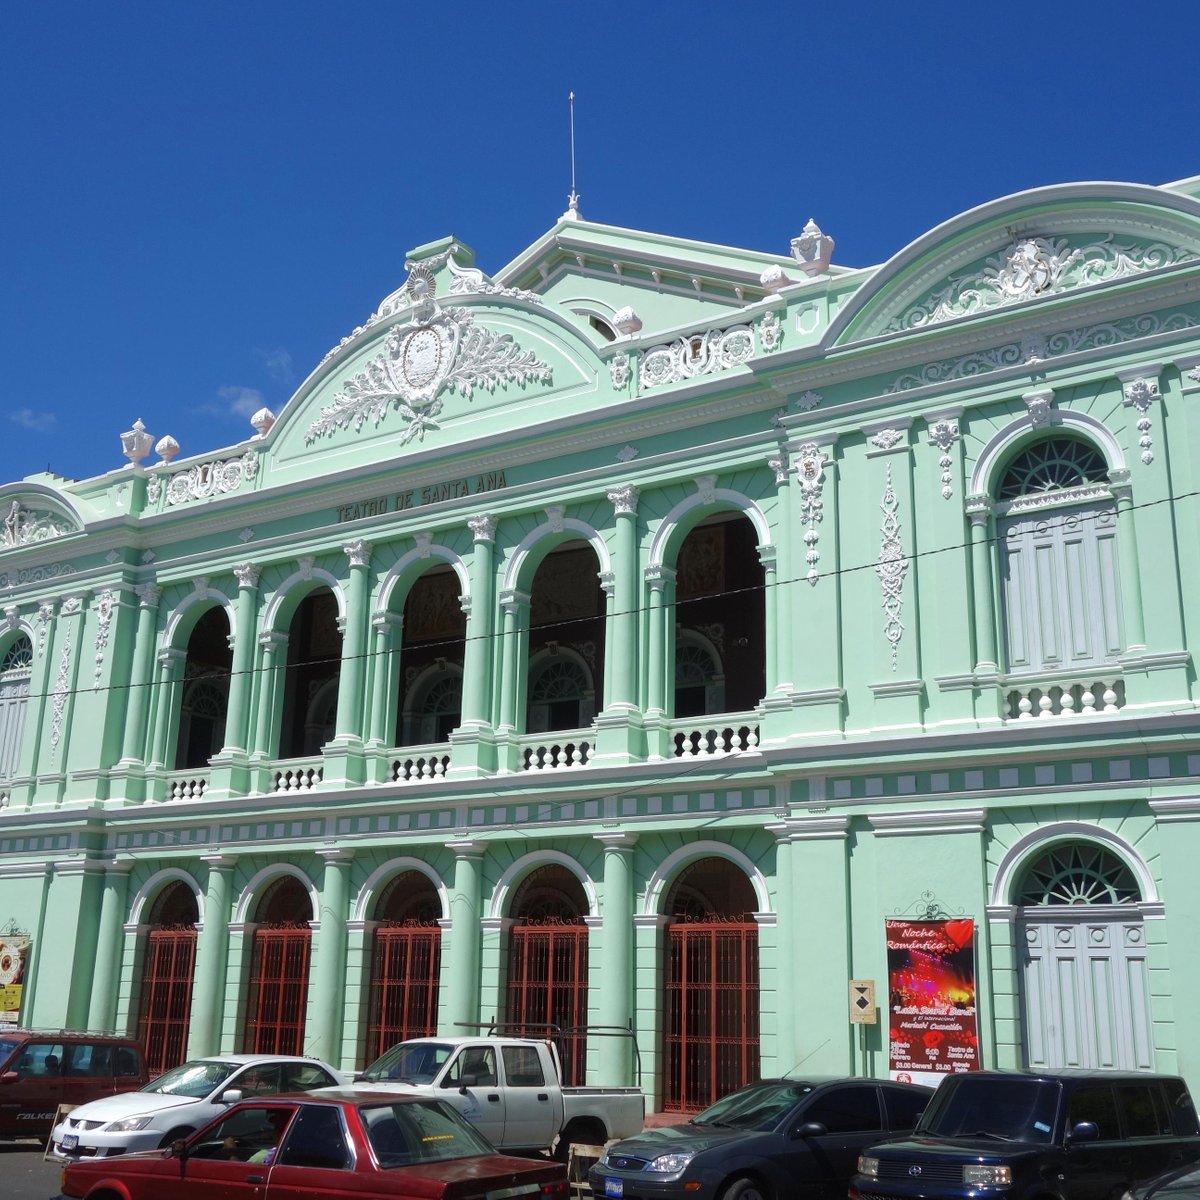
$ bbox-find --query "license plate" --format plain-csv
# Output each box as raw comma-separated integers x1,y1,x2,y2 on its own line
604,1179,624,1199
60,1134,78,1151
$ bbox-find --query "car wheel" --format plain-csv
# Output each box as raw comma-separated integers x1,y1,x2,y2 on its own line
160,1126,194,1147
720,1176,770,1200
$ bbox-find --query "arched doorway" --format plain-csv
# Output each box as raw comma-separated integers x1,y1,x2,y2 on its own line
278,588,341,759
175,607,231,769
1015,840,1152,1070
506,864,589,1085
242,876,312,1054
396,567,465,746
0,634,32,781
134,881,198,1075
364,871,442,1065
663,856,759,1113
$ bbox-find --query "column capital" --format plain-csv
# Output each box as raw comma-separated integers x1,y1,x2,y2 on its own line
201,854,237,871
594,831,638,850
767,452,789,486
446,839,483,860
371,610,404,633
468,514,497,543
134,583,162,608
258,630,288,649
607,485,640,516
644,564,676,587
157,646,187,668
343,539,372,568
233,562,262,589
499,589,530,612
317,847,355,864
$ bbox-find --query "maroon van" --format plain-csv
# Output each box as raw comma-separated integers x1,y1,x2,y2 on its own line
0,1030,147,1139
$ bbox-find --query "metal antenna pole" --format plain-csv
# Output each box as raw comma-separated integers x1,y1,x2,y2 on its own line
566,91,579,217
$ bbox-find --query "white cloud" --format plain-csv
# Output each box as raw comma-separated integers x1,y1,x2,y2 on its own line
257,346,294,384
9,407,58,433
216,385,267,420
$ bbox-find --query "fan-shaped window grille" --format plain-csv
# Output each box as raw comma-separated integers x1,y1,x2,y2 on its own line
674,636,724,718
527,657,594,732
531,660,588,703
1,638,32,675
1015,842,1141,906
998,438,1109,501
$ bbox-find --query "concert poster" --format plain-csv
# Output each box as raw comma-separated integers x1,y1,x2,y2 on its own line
886,918,980,1087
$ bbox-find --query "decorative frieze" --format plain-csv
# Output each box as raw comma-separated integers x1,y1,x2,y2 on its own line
639,323,756,389
876,465,908,671
1,499,74,549
91,589,116,690
887,311,1197,393
886,234,1195,333
147,450,259,506
794,443,827,586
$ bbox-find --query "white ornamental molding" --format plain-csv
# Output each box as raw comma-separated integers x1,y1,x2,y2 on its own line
794,390,822,413
615,445,639,463
886,311,1198,393
609,353,631,390
92,589,115,689
759,310,783,352
607,485,640,517
870,428,905,452
1024,389,1054,428
36,602,53,656
343,539,372,568
696,475,718,505
2,606,17,633
233,563,261,590
307,286,552,445
2,499,74,549
545,505,566,534
768,453,789,487
875,465,908,671
148,450,259,506
50,631,73,760
446,255,543,305
794,443,827,586
639,323,756,389
468,514,497,543
413,532,433,559
1122,377,1160,466
927,420,960,499
886,235,1195,332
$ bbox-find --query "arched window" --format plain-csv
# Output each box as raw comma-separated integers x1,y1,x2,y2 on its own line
527,654,594,733
243,876,312,1055
395,568,466,748
401,666,462,745
674,632,724,718
1015,842,1140,906
996,435,1124,675
279,588,341,759
175,607,230,770
0,635,32,780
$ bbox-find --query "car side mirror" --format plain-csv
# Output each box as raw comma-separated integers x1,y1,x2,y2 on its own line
794,1121,828,1139
460,1072,479,1092
1068,1121,1100,1143
219,1088,243,1104
172,1138,189,1159
0,1071,17,1084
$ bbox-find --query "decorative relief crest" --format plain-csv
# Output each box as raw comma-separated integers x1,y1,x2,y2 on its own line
794,390,822,412
696,475,718,505
92,589,115,689
307,293,552,445
794,443,826,586
886,235,1194,332
759,310,782,352
927,420,960,499
870,428,905,452
639,323,756,389
149,449,259,506
875,466,908,671
886,311,1197,393
1024,390,1054,428
545,505,566,534
609,353,631,390
2,499,74,549
616,445,639,463
1122,377,1160,466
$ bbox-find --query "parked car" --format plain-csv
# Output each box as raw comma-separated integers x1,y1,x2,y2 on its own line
0,1028,147,1140
589,1076,933,1200
351,1036,645,1155
49,1052,344,1158
1126,1162,1200,1200
54,1090,570,1200
849,1069,1200,1200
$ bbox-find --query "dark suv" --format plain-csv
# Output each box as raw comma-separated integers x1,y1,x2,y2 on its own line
0,1029,147,1139
850,1070,1200,1200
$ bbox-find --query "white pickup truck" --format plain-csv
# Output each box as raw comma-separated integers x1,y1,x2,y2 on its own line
350,1036,644,1156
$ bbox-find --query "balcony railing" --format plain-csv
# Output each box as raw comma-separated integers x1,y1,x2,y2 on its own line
1003,677,1125,720
273,760,324,793
392,748,452,782
519,736,593,771
163,771,209,801
670,718,760,758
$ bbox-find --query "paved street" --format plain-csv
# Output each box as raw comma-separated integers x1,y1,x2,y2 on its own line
2,1140,63,1199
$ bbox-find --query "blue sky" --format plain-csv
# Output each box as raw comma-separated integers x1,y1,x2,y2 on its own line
4,1,1199,484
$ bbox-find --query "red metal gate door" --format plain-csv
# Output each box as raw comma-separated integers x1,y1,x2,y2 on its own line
507,919,588,1085
242,925,311,1055
365,923,442,1064
664,920,759,1113
135,926,197,1076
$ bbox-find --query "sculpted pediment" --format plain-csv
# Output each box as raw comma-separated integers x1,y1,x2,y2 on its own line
830,183,1200,346
0,491,82,553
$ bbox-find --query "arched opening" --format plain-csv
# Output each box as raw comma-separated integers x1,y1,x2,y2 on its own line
364,871,442,1065
0,635,32,781
996,436,1125,677
396,567,465,746
526,543,604,733
1014,840,1152,1070
278,588,341,759
175,607,231,770
663,856,759,1113
134,881,198,1075
243,876,312,1054
672,514,764,719
505,864,589,1085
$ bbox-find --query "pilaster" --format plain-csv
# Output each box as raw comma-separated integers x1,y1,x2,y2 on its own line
450,514,498,778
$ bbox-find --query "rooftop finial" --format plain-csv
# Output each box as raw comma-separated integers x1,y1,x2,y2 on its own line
564,91,581,221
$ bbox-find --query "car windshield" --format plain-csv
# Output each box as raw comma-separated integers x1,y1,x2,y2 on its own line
360,1042,453,1084
144,1059,242,1097
362,1099,495,1166
917,1077,1061,1143
692,1082,816,1131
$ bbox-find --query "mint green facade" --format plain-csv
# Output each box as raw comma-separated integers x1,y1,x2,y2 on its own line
4,177,1200,1109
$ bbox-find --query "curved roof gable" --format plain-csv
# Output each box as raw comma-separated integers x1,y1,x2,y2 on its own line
828,182,1200,347
0,483,87,553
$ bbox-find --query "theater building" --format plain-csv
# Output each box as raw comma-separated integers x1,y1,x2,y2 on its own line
3,174,1200,1109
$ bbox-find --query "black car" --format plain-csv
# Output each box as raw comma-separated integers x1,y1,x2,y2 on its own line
589,1077,933,1200
850,1069,1200,1200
